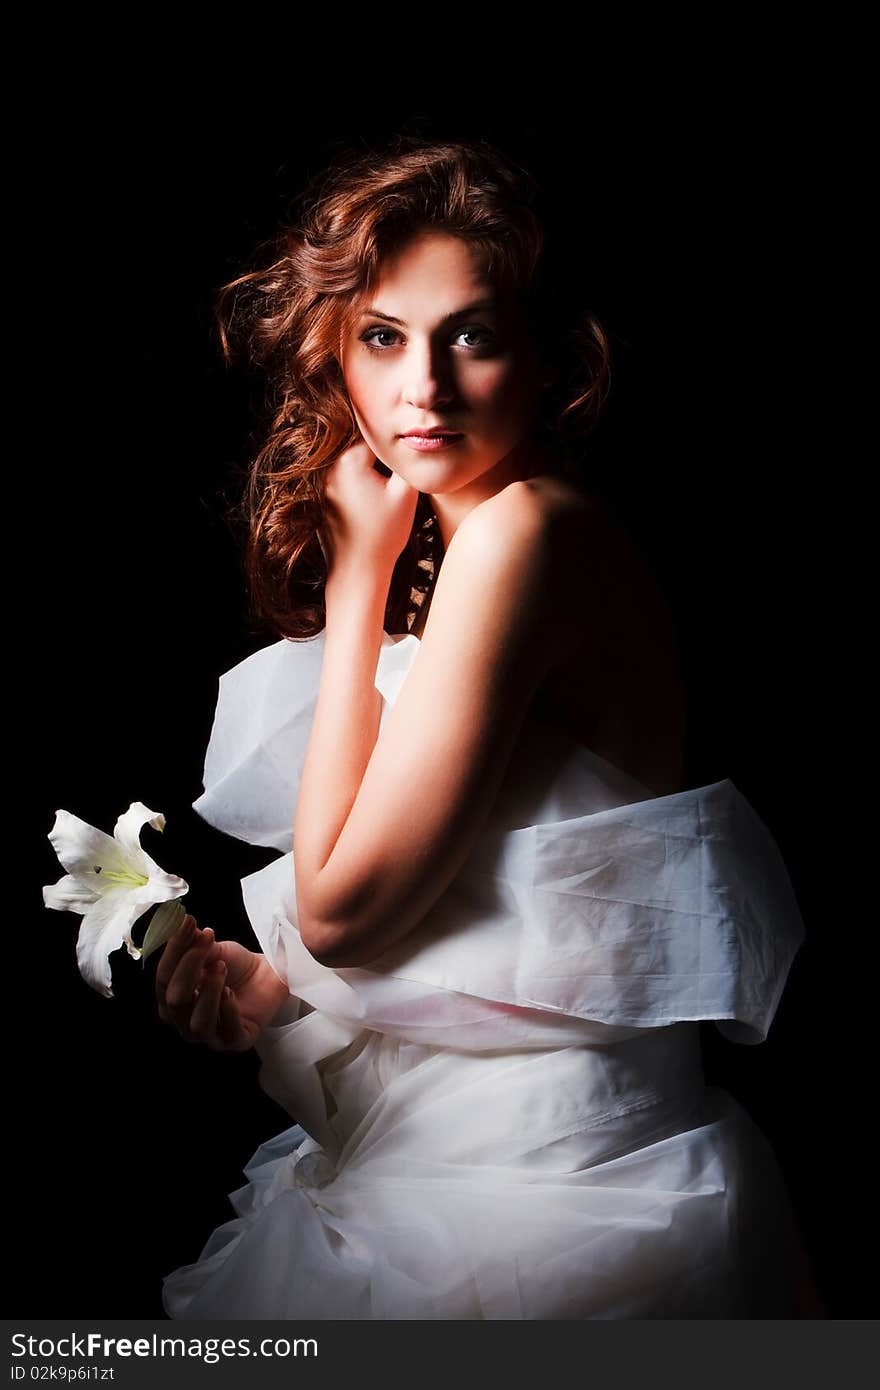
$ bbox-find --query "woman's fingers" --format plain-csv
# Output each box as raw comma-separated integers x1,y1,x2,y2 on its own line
166,928,214,1009
155,916,247,1051
187,958,228,1046
155,913,198,1002
190,968,248,1052
159,925,216,1028
216,986,244,1050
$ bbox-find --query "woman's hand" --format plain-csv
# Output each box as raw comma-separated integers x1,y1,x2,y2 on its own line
320,438,419,580
155,914,291,1053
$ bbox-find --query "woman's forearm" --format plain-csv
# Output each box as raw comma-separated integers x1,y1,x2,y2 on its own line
292,562,392,938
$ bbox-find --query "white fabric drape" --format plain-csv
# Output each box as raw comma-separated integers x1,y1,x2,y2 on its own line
162,630,807,1319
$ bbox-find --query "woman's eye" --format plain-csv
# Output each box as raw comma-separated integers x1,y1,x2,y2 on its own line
360,328,400,351
455,327,495,350
359,326,496,353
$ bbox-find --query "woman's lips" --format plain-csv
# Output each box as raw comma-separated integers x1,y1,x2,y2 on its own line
399,433,464,452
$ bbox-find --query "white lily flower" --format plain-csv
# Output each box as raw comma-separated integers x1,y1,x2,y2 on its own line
43,802,189,998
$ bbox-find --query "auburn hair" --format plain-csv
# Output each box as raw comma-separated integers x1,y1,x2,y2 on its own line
213,134,613,641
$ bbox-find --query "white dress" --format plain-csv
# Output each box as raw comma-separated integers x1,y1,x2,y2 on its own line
161,629,807,1320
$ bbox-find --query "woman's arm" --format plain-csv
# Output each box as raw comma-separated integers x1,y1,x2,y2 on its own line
294,481,587,969
292,562,391,887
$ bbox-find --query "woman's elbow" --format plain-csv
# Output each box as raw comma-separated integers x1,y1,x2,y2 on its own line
300,919,384,969
299,917,345,967
296,879,373,968
295,878,341,966
297,898,408,969
296,871,420,968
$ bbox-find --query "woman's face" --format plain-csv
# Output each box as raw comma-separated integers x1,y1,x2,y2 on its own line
339,228,549,498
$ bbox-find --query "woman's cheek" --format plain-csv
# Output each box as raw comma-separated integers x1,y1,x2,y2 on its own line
351,400,378,446
498,360,542,428
473,358,523,412
344,371,378,439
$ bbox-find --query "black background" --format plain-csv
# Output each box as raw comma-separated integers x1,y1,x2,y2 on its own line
18,83,861,1319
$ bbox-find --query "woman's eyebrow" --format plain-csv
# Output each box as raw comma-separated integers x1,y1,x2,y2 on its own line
358,299,497,327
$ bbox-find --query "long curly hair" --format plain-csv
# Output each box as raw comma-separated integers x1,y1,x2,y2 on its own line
214,134,613,641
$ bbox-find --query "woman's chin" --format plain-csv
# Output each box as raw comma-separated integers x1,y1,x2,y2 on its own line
386,454,475,492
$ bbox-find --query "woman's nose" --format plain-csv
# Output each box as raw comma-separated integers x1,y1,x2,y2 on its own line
402,346,454,411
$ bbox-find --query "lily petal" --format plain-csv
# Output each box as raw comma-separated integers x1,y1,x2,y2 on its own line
75,887,152,998
76,880,182,997
114,804,188,900
42,872,102,914
113,802,166,870
145,867,189,902
48,809,132,879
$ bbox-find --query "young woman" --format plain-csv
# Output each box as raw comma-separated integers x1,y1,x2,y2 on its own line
156,136,820,1319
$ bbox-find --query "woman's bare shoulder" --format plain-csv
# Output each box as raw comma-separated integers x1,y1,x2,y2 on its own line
501,476,626,558
454,477,612,653
495,475,630,589
489,472,593,514
467,474,602,553
519,476,652,582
